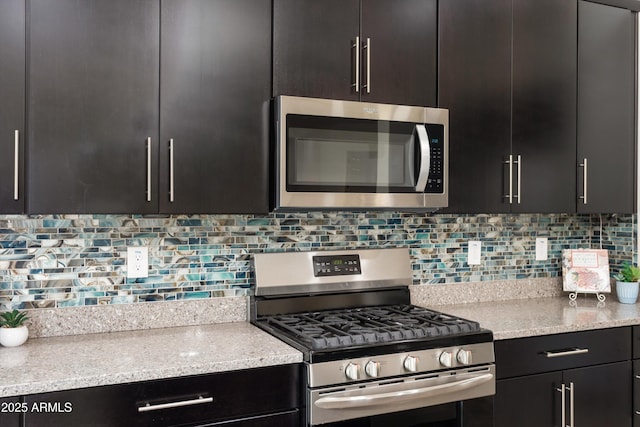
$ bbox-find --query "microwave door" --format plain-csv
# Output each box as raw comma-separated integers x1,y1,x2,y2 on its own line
414,124,431,192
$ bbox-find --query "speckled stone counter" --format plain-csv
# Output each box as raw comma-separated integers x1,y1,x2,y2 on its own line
0,322,302,398
425,295,640,340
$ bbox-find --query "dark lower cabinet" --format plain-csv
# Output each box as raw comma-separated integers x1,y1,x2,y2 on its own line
495,327,632,427
0,0,25,214
0,396,21,427
22,364,300,427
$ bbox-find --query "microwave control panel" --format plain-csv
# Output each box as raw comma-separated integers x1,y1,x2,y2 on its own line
425,124,445,194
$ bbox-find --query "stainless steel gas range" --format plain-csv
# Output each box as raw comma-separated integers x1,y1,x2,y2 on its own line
251,248,495,426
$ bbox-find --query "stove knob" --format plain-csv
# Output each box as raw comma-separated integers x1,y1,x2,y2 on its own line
365,361,381,377
345,362,360,380
439,351,454,368
457,349,473,365
403,355,419,372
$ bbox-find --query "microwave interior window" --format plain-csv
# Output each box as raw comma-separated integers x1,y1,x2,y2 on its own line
287,115,419,193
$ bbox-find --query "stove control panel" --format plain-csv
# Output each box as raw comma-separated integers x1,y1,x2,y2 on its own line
307,342,495,388
313,254,362,277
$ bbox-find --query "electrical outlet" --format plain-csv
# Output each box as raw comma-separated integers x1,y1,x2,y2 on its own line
467,241,482,265
127,246,148,278
536,237,548,261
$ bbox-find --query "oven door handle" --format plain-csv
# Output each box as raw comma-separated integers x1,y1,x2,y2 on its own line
414,124,431,192
315,372,493,409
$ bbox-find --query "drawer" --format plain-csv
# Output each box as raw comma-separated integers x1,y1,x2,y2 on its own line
495,327,631,379
24,364,300,427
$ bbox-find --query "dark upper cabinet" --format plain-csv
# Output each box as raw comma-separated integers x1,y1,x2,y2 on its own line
273,0,437,106
440,0,577,214
511,0,577,213
159,0,271,214
439,0,512,213
28,0,160,214
0,0,25,214
577,1,636,214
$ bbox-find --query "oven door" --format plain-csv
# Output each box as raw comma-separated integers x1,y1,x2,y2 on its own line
309,366,495,426
275,96,448,211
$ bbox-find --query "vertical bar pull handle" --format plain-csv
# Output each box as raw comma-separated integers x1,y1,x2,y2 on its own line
146,137,152,202
363,37,371,94
13,130,19,201
579,158,588,204
503,155,513,204
352,36,360,93
556,383,566,427
169,139,175,203
515,154,521,204
568,382,575,427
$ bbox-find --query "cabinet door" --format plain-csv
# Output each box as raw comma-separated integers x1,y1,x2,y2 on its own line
439,0,512,213
360,0,437,106
28,0,160,214
0,0,24,214
495,372,562,427
565,361,632,427
273,0,360,101
512,0,577,213
0,397,21,427
160,0,271,214
577,1,635,214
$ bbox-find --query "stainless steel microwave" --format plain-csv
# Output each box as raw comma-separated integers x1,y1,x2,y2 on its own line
274,95,449,211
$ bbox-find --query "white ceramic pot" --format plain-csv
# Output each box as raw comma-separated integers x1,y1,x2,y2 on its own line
0,325,29,347
616,281,640,304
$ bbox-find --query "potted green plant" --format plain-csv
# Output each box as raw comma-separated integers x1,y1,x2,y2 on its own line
613,263,640,304
0,309,30,347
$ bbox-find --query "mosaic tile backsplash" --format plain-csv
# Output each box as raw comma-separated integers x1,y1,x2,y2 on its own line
0,213,635,310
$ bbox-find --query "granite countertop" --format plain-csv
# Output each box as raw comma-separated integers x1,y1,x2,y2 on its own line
432,295,640,340
0,322,302,398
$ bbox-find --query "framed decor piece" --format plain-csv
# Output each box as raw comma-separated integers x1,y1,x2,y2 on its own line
562,249,610,302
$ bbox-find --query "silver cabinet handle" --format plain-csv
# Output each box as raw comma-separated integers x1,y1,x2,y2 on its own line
568,382,575,427
13,130,19,201
169,139,175,203
544,348,589,358
137,396,213,413
515,154,521,204
414,124,431,192
146,137,152,202
556,384,566,427
579,158,588,204
504,154,513,204
352,36,360,93
363,37,371,94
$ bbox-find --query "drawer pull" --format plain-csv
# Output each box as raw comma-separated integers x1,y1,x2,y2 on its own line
544,348,589,358
138,396,213,412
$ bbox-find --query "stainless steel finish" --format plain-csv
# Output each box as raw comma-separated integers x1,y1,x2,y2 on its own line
307,341,495,388
544,348,589,358
557,384,566,427
254,248,412,297
515,154,521,204
414,124,431,192
146,137,152,202
363,37,371,94
275,95,449,210
352,36,360,92
504,155,513,204
169,138,175,203
310,366,495,425
569,382,575,427
579,158,588,204
137,396,213,412
13,130,19,201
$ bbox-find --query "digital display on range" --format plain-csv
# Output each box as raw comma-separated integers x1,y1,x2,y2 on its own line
312,254,361,277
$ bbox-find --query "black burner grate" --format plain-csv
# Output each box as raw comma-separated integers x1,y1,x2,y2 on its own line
262,305,480,350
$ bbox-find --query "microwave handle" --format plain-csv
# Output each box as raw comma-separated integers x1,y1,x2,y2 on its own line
414,124,431,192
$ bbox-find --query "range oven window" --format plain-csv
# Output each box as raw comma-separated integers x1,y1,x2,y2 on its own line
286,114,434,193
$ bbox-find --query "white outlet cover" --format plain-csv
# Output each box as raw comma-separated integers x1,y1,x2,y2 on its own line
467,241,482,265
127,247,149,279
536,237,548,261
